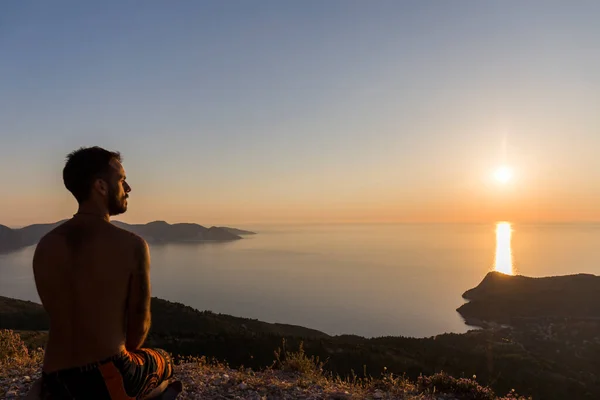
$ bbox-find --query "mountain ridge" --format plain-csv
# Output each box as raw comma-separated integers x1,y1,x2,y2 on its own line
0,220,256,253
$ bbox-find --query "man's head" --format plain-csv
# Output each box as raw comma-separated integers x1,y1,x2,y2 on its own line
63,146,131,216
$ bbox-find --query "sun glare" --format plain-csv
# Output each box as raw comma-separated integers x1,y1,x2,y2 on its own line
494,166,513,184
494,222,513,275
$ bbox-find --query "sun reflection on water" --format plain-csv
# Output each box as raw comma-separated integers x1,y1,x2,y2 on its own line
494,222,513,275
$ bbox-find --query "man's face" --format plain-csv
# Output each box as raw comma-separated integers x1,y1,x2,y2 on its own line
106,159,131,216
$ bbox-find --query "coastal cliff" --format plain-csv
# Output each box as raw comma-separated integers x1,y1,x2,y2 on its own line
457,271,600,326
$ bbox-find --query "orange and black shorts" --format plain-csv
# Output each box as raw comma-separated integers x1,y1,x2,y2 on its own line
41,348,174,399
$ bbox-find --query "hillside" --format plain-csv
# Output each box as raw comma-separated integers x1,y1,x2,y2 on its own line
0,220,256,253
3,288,600,399
0,296,49,331
1,330,528,400
0,296,324,339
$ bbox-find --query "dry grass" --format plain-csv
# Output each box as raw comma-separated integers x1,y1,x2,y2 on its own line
0,329,44,398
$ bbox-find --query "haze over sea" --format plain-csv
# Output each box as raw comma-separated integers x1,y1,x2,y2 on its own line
2,222,599,338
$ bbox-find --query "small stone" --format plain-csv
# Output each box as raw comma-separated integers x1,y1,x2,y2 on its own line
239,382,249,390
373,390,384,399
24,376,31,382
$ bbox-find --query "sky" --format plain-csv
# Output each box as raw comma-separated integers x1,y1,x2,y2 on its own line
1,1,599,227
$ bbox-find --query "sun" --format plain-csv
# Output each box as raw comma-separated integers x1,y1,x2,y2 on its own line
494,166,513,184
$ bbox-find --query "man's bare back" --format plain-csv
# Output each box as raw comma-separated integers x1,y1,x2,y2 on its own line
30,147,179,399
33,216,150,372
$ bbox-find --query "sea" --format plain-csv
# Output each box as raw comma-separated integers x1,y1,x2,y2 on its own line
2,223,600,338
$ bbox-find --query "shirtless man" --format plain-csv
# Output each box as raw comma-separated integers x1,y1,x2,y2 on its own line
31,147,180,399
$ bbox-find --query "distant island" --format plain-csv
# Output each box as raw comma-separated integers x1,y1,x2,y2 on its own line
216,227,256,236
0,220,257,253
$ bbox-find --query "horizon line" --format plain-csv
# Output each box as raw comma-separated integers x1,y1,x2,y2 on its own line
4,219,600,230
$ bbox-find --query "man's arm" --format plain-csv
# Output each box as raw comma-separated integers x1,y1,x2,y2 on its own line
32,233,66,309
125,237,151,351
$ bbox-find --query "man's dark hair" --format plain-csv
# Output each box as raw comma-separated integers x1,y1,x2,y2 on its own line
63,146,122,203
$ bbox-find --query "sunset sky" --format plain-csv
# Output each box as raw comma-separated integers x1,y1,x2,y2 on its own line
1,1,599,227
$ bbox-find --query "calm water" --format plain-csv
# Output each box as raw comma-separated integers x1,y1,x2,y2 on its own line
1,223,600,338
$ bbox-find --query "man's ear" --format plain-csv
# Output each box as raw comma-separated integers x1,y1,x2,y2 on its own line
93,178,108,197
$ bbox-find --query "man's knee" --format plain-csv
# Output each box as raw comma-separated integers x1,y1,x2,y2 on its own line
137,347,174,379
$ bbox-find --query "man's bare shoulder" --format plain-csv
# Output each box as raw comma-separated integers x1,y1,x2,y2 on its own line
35,220,146,253
33,226,70,267
108,223,149,252
40,220,71,239
108,224,150,275
35,219,92,253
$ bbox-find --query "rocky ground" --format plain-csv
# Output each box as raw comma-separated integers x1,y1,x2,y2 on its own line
0,363,508,400
1,330,528,399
